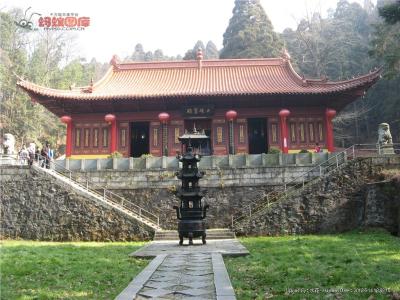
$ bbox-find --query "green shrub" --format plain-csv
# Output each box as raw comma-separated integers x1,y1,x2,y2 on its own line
299,149,310,153
268,147,281,154
108,151,123,158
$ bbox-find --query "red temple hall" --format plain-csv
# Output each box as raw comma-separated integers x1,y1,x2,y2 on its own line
17,51,380,158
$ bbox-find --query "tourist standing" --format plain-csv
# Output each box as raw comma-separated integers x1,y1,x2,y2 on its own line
46,142,54,169
35,148,40,163
27,142,36,166
40,144,49,168
314,143,322,153
19,145,29,165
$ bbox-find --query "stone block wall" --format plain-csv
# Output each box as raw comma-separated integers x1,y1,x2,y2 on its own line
67,165,318,230
72,165,317,190
237,156,400,236
1,156,399,240
0,166,153,241
114,186,275,230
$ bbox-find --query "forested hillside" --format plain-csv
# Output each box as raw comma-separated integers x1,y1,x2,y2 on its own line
0,9,109,150
280,0,400,144
219,0,399,144
0,0,398,153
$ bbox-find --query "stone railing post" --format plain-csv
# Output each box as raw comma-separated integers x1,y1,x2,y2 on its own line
245,154,250,167
162,156,167,169
211,156,217,168
129,157,134,170
96,159,101,171
80,159,85,172
65,158,70,170
228,154,233,168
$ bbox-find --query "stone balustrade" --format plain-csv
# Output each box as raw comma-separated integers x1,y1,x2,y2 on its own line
56,153,334,172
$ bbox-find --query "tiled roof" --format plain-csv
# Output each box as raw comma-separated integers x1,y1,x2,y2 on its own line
17,57,381,101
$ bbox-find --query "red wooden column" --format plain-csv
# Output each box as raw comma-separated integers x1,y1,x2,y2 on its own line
279,109,290,153
60,115,72,157
158,112,170,156
105,114,117,153
325,108,337,152
225,110,238,154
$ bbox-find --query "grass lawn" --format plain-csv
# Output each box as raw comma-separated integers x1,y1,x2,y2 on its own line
225,229,400,300
0,240,149,299
1,230,399,300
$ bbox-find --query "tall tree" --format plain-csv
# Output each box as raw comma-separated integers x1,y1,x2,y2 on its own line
0,9,101,152
0,10,30,145
205,41,219,59
371,0,400,78
153,49,164,61
131,43,145,61
144,51,153,61
378,0,400,24
283,1,374,80
281,0,400,144
220,0,282,58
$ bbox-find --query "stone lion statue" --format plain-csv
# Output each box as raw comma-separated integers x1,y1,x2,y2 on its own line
377,123,393,145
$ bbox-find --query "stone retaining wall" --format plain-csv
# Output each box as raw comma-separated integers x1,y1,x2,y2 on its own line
0,166,153,241
1,156,399,240
237,156,400,236
67,165,321,230
72,165,319,189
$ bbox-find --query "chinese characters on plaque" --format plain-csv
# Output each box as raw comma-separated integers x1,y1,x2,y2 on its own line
182,106,214,118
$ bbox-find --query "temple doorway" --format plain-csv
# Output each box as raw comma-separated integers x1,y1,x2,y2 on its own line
130,122,149,157
248,118,268,154
184,119,212,155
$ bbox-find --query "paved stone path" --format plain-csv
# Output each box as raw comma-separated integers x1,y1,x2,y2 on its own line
137,253,216,299
115,239,246,300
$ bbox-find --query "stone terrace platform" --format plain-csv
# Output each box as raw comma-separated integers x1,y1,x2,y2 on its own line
130,239,249,258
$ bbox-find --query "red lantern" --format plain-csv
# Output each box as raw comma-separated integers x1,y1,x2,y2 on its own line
326,108,337,118
60,115,72,124
225,110,238,121
158,112,170,123
279,109,290,118
104,114,116,124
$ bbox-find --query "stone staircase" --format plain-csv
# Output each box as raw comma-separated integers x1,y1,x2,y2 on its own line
154,228,236,241
33,164,161,230
231,146,356,230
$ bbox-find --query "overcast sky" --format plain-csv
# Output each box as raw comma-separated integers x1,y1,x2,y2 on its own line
1,0,374,63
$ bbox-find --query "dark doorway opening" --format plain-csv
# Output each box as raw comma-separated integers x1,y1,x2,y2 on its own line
248,118,268,154
130,122,149,157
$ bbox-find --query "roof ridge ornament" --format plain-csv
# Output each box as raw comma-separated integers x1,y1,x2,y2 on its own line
83,77,94,93
110,54,120,70
300,74,309,87
280,48,291,61
196,48,203,70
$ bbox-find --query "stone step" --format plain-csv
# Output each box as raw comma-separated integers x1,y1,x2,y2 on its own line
154,233,235,237
154,229,235,240
155,229,234,235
